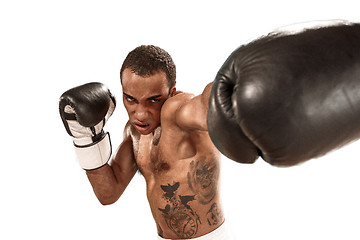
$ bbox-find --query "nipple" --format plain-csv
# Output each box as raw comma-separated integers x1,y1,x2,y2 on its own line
160,162,170,171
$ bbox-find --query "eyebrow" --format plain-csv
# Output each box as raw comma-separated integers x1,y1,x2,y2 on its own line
147,94,163,101
123,92,163,101
123,92,134,99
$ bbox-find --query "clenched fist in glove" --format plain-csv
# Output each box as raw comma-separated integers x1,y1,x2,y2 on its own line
59,82,116,170
207,22,360,166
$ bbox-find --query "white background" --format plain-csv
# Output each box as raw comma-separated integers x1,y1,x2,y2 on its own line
1,1,360,239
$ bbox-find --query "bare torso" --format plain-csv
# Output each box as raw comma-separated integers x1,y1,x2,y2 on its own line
129,93,224,239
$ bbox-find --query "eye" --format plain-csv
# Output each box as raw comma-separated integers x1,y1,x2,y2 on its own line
150,98,161,103
126,96,135,102
124,94,136,102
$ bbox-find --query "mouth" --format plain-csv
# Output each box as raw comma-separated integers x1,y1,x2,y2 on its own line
133,123,151,133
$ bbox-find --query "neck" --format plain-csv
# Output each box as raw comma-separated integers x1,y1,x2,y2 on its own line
152,126,161,146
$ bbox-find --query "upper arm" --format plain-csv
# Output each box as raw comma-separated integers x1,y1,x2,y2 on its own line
110,123,138,183
174,83,212,131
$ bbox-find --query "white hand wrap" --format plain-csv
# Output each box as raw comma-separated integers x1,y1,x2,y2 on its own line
65,104,113,170
73,132,112,170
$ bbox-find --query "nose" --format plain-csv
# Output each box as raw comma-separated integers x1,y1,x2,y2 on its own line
134,104,150,122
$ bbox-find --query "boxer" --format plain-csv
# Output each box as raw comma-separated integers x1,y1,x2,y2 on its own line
60,45,232,239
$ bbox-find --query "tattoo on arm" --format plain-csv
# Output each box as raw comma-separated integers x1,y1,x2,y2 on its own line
158,182,201,238
187,156,219,204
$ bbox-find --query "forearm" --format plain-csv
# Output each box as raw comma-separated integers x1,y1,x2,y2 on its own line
195,82,213,131
86,160,137,205
201,82,213,113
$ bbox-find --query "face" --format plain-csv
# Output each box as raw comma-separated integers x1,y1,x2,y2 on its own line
122,68,175,135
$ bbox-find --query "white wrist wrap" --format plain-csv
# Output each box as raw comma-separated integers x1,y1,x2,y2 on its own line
73,132,111,170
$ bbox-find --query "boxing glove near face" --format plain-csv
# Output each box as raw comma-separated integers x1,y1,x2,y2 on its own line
208,23,360,166
59,82,116,170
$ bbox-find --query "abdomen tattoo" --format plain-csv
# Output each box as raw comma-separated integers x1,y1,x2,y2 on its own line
187,156,219,204
158,182,201,238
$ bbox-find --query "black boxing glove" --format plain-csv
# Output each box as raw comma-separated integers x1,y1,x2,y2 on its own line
59,82,116,170
208,22,360,166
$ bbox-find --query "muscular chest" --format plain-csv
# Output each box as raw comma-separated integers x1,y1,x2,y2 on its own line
134,133,170,176
133,124,204,178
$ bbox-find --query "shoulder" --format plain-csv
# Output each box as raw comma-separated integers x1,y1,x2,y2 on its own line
160,92,192,116
161,92,207,131
122,121,139,153
113,121,138,162
162,92,194,114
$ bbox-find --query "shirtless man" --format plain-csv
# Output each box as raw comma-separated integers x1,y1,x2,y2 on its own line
59,45,231,239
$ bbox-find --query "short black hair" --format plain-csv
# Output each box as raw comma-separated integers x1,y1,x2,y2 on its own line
120,45,176,89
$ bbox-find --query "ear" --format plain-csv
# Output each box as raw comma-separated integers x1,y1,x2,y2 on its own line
170,87,177,97
169,82,177,96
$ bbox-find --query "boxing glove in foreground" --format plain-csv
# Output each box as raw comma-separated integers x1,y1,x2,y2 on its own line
59,82,116,170
208,22,360,166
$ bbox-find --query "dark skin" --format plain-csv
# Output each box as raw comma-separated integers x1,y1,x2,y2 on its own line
86,68,224,239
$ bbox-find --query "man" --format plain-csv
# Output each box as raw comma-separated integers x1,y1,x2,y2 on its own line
59,45,232,239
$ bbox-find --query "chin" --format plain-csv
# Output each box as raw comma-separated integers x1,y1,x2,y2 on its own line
140,130,153,135
143,125,161,136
